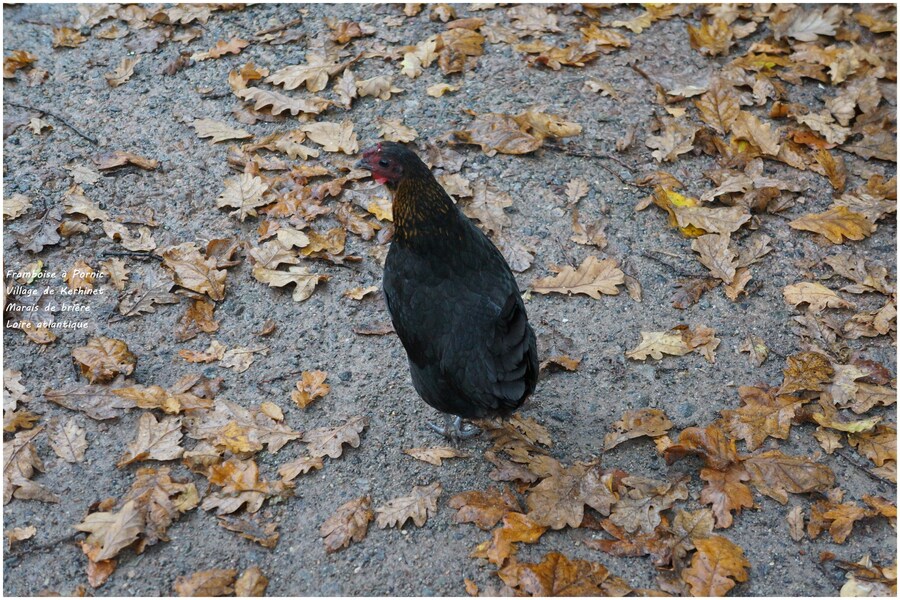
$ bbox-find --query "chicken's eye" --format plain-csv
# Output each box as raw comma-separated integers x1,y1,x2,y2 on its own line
378,158,390,168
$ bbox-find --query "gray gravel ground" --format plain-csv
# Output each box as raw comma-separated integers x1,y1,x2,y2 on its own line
3,3,896,596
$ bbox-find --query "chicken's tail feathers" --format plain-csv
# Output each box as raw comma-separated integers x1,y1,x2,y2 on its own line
490,292,539,411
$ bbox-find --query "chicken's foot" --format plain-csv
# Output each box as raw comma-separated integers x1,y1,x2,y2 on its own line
427,415,481,441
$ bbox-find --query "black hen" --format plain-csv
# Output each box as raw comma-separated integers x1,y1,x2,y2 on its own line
357,142,538,438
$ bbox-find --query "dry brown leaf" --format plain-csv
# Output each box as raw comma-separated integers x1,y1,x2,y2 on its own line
357,75,404,100
695,80,741,134
743,450,835,504
117,413,184,467
173,568,237,596
344,285,378,300
301,120,359,154
320,496,373,553
4,426,59,504
302,415,368,459
780,351,834,394
72,337,136,383
461,182,512,235
184,398,300,454
783,282,855,313
63,260,95,291
426,83,460,97
95,151,158,171
681,535,750,596
6,524,36,548
604,409,673,450
532,256,624,299
610,476,689,535
201,458,292,515
448,486,522,530
721,386,805,451
75,500,143,562
161,243,227,301
848,425,896,467
266,53,342,92
688,18,733,56
105,57,140,87
497,551,624,596
291,370,330,409
49,417,88,463
218,514,279,549
404,446,470,466
252,265,329,302
375,481,442,529
192,119,252,144
53,27,87,48
236,86,331,116
220,345,268,374
191,38,249,61
646,119,699,163
3,193,32,220
731,111,781,156
277,456,323,482
216,173,270,221
453,108,580,156
691,233,738,284
377,118,418,143
4,50,37,79
789,206,875,244
526,461,616,529
235,566,268,597
472,511,547,566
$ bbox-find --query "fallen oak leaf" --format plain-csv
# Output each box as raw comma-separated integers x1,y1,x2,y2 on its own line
95,151,158,171
192,119,252,144
404,446,470,466
105,57,139,87
173,568,237,596
4,426,59,504
783,282,855,313
48,417,88,463
375,481,442,529
681,535,750,596
191,38,249,61
291,370,330,408
72,337,136,383
216,172,270,221
472,511,547,566
742,450,835,504
201,458,293,515
116,413,184,467
531,256,624,299
448,486,522,530
160,242,227,301
252,265,329,302
320,496,373,553
604,408,673,450
235,566,268,597
526,460,617,529
302,415,368,459
497,551,625,596
218,514,279,549
75,500,144,562
789,206,875,244
277,456,324,482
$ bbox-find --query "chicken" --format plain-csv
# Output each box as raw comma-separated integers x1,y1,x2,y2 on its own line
357,142,538,439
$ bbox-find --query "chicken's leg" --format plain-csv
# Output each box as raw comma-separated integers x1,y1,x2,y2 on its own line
427,415,481,440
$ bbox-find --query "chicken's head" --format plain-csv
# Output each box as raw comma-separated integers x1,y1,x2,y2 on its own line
356,142,426,189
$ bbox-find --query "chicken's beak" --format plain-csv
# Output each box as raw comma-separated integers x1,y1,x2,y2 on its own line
355,157,372,171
